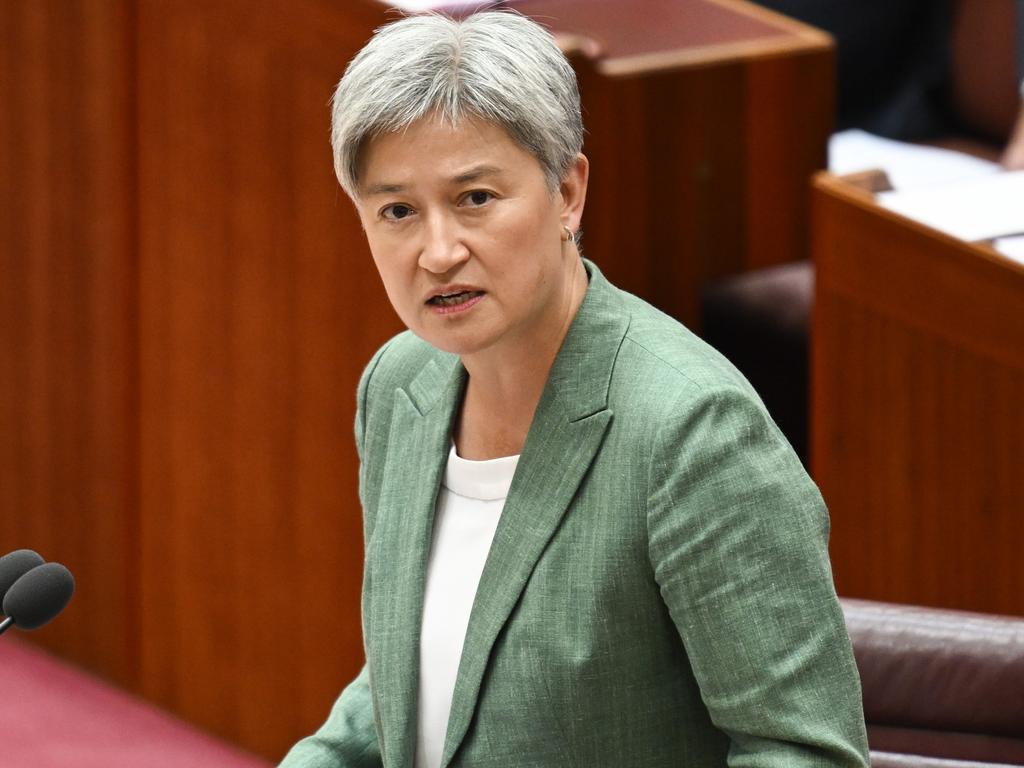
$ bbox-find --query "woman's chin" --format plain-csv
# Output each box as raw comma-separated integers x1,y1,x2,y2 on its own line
412,326,496,358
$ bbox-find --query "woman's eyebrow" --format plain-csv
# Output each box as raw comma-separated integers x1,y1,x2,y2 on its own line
362,165,505,197
363,181,405,197
451,165,504,184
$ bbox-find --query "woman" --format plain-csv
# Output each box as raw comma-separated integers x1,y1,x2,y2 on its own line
281,10,868,768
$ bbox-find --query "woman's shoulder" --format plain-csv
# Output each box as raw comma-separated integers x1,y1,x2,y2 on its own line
609,293,800,477
356,329,457,408
612,289,761,407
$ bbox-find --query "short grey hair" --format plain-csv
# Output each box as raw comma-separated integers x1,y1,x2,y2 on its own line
330,10,584,200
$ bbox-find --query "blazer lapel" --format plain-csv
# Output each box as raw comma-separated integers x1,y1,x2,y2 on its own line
440,258,629,767
368,352,466,768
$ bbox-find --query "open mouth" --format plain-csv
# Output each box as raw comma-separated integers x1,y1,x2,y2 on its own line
428,290,485,307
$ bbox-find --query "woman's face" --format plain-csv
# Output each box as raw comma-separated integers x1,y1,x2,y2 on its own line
355,115,587,359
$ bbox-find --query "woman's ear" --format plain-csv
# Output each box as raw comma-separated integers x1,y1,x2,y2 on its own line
559,153,589,231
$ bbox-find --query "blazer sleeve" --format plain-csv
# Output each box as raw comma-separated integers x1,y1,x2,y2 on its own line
277,666,381,768
277,345,392,768
646,385,869,767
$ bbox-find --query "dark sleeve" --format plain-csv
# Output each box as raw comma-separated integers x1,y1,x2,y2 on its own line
1017,0,1024,82
752,0,954,138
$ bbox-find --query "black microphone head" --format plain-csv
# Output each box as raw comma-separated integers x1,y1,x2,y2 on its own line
0,549,46,604
2,562,75,630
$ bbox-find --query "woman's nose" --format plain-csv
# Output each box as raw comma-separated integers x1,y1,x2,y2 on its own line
418,214,470,272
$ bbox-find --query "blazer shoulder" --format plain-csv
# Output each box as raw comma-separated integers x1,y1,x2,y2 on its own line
359,329,454,403
613,290,760,406
354,330,456,526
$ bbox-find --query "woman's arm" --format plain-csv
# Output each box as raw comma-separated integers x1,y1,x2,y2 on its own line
277,666,382,768
646,386,869,767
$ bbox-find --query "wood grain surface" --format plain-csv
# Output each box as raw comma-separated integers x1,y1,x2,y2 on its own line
135,0,395,758
0,0,140,689
528,0,833,328
811,173,1024,616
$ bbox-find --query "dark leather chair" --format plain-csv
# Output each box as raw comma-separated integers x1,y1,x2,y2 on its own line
841,598,1024,767
700,261,813,464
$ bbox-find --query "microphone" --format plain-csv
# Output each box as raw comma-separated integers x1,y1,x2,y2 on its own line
0,562,75,635
0,549,45,603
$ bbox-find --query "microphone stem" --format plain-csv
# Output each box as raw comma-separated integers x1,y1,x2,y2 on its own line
0,617,13,636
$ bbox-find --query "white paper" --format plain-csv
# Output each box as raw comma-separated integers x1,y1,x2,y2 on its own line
829,129,1000,190
995,235,1024,266
876,171,1024,243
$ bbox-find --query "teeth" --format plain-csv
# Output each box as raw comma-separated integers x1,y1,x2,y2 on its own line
432,291,481,307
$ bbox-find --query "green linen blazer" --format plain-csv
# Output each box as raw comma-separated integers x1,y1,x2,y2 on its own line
280,257,869,768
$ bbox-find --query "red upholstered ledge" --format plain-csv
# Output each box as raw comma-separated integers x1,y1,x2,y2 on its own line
0,637,271,768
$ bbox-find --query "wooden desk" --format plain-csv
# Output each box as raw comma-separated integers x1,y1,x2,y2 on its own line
444,0,835,327
811,172,1024,615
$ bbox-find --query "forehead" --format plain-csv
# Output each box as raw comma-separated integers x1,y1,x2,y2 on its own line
358,116,543,194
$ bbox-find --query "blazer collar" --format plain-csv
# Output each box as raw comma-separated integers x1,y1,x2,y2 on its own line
533,257,630,423
369,258,630,767
365,358,461,768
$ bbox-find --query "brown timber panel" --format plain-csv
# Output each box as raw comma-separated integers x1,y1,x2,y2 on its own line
574,63,735,329
136,0,396,759
744,48,833,271
811,175,1024,615
520,0,832,329
0,0,138,689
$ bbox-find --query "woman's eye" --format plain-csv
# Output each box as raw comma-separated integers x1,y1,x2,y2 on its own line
382,204,413,221
463,190,493,207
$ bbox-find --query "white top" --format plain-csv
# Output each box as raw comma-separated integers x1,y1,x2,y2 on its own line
415,441,520,768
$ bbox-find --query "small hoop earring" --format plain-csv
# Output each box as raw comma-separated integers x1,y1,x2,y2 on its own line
562,225,574,243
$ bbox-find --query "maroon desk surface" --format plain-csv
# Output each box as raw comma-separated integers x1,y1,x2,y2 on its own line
0,637,272,768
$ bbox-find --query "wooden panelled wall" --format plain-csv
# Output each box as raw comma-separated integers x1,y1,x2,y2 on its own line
0,0,140,690
575,46,831,329
0,0,398,760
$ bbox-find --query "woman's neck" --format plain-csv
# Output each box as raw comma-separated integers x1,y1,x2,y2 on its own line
455,257,588,459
